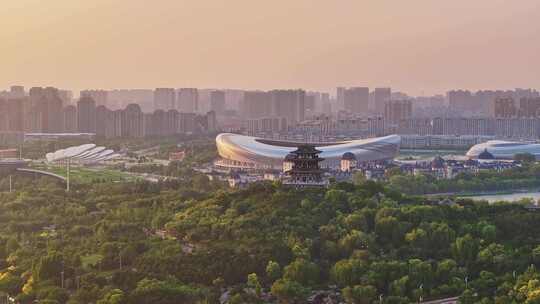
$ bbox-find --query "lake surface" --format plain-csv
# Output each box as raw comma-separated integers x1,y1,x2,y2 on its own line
464,191,540,203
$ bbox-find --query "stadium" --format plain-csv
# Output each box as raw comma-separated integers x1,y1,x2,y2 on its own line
466,140,540,160
215,133,401,170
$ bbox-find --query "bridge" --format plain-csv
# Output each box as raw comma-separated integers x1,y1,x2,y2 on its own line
15,168,67,182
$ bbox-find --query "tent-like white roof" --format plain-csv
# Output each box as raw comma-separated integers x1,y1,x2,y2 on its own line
45,144,119,164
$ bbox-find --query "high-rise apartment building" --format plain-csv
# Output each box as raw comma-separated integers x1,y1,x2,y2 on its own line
519,97,540,118
1,98,25,132
145,109,166,137
305,95,316,113
398,118,434,135
270,89,306,124
373,88,391,115
63,105,77,132
336,87,346,112
200,111,217,133
322,102,332,115
344,87,369,114
46,88,64,133
494,97,517,118
95,105,110,137
27,87,43,132
165,110,180,135
476,90,504,116
242,91,272,118
81,90,108,107
240,90,306,123
210,90,226,114
77,96,97,133
0,99,7,131
196,89,212,113
384,100,412,125
109,89,154,111
221,89,243,112
110,110,123,138
58,90,73,105
10,86,25,98
177,88,199,113
318,93,331,114
448,90,476,114
122,104,144,138
494,118,540,139
430,117,494,136
26,87,64,132
179,112,197,133
247,116,288,135
153,88,176,111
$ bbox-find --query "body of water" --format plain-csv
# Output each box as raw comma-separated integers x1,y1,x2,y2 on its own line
464,191,540,203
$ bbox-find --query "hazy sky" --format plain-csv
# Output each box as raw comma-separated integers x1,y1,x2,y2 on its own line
1,0,539,96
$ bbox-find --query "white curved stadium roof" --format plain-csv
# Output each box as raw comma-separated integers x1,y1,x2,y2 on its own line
46,144,120,163
216,133,401,168
467,140,540,159
77,146,106,159
87,149,115,163
64,144,96,158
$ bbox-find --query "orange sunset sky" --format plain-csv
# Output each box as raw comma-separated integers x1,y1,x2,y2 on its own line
1,0,539,95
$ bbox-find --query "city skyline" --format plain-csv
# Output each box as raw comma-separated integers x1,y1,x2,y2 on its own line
2,0,540,95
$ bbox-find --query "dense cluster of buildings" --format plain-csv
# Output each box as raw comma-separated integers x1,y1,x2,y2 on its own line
245,89,540,146
494,96,540,118
240,89,309,127
216,132,529,188
443,88,539,117
0,86,217,139
398,154,519,180
398,117,540,139
3,85,540,145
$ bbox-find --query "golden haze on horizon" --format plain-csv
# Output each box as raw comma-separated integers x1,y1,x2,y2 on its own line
1,0,539,95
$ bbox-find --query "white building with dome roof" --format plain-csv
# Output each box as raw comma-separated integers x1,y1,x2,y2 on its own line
466,140,540,160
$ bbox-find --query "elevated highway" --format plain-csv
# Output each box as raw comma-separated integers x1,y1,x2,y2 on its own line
15,168,67,182
0,160,67,183
0,159,29,174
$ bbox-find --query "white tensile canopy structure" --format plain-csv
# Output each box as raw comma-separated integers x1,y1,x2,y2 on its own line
46,144,120,164
76,146,106,159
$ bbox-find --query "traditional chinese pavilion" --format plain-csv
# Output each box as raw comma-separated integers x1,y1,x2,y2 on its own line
283,144,327,188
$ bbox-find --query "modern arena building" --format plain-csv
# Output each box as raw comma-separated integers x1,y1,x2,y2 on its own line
215,133,401,170
46,144,120,165
466,140,540,160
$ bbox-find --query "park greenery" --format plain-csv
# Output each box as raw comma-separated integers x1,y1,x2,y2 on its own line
126,139,218,177
4,138,540,303
5,133,219,162
30,164,136,185
2,170,540,303
10,135,219,186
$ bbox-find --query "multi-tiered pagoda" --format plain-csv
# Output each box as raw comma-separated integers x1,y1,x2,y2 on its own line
283,144,328,188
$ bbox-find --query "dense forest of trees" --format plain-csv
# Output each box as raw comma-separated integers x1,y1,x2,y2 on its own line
2,173,540,303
